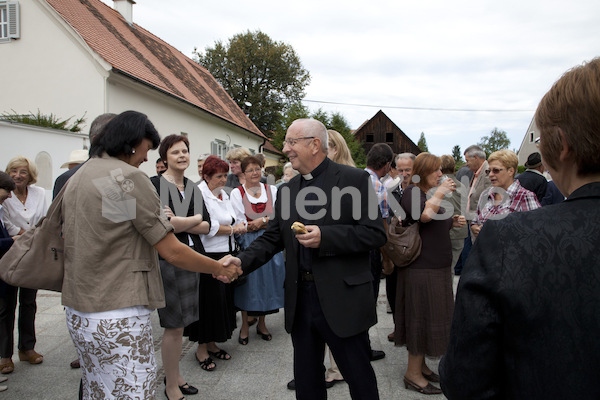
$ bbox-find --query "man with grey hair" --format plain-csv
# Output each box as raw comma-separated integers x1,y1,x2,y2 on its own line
455,144,491,275
226,118,386,399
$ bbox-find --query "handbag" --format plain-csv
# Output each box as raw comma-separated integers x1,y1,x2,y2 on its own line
0,185,66,292
381,216,422,267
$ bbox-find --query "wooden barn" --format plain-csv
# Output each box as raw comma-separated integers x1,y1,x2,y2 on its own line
353,110,421,156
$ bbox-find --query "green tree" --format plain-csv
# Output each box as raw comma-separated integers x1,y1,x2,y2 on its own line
452,145,463,164
417,132,429,152
194,30,310,133
327,112,366,167
478,127,511,158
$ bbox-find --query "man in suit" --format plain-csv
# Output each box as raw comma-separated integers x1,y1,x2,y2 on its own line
454,144,491,275
225,118,387,400
439,58,600,399
516,151,548,202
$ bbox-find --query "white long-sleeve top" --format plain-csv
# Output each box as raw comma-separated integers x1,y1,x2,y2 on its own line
0,185,48,235
198,180,237,253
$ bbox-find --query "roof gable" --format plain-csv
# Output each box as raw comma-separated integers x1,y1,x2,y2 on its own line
45,0,265,139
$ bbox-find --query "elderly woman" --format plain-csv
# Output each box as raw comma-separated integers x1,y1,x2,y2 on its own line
230,156,284,345
470,149,540,240
396,152,465,395
60,111,240,399
225,147,252,188
186,155,246,371
150,135,210,400
0,156,46,374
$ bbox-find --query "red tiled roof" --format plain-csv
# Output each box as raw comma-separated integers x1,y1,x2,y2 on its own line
263,140,283,155
45,0,265,139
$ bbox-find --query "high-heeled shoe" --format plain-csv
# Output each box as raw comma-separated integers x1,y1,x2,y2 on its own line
0,360,13,375
164,377,198,395
403,376,442,395
423,371,440,383
256,326,272,341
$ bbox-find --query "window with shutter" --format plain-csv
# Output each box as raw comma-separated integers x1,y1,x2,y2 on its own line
0,1,19,42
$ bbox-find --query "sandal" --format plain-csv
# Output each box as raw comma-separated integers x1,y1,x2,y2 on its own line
18,350,43,365
194,354,216,371
257,326,272,341
208,349,231,360
0,361,13,375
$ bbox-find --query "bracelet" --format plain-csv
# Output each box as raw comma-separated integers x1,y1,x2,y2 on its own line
229,225,234,236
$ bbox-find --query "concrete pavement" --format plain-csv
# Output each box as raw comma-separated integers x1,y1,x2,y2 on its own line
1,278,455,399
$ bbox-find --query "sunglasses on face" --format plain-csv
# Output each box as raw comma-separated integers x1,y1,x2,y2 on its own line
485,168,505,175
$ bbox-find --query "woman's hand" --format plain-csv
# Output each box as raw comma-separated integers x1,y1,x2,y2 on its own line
163,205,174,219
437,178,456,197
452,215,466,228
215,255,243,283
246,218,264,232
233,222,247,235
471,223,482,238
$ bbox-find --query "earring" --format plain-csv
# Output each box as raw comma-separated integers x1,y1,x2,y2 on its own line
132,149,136,154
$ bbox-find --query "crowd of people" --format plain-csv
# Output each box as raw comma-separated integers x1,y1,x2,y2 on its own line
0,57,598,399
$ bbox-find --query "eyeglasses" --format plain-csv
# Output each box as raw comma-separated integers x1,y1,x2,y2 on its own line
485,168,505,175
282,137,315,147
244,168,261,174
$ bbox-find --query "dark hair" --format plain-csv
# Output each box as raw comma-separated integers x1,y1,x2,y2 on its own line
241,156,262,173
158,134,190,168
89,111,160,158
0,171,16,192
366,143,394,170
156,158,164,164
202,155,229,179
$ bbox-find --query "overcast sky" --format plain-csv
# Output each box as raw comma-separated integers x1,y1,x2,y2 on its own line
103,0,599,157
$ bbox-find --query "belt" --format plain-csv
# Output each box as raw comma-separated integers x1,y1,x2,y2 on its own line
300,271,315,282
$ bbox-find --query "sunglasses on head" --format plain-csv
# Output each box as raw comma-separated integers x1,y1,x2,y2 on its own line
485,168,505,175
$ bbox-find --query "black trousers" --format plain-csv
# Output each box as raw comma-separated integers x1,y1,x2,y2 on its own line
291,281,379,400
385,267,398,317
0,286,38,357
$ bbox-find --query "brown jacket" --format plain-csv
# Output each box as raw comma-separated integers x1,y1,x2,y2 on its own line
61,155,173,312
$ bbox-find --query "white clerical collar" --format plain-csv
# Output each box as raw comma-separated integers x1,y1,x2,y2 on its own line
302,173,313,181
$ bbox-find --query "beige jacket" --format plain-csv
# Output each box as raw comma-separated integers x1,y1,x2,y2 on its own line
61,155,173,313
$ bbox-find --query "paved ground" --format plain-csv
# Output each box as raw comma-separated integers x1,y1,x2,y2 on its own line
1,278,458,399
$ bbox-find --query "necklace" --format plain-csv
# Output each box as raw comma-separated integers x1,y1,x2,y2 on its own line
163,173,185,190
15,188,27,206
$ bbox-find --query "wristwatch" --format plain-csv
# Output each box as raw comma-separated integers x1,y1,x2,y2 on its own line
262,217,267,224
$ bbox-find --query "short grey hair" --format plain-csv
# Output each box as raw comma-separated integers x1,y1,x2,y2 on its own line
89,113,117,141
395,153,416,163
197,153,211,161
464,145,486,159
293,119,329,153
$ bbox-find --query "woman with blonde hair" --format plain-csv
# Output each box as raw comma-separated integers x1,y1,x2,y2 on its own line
470,149,540,239
327,130,355,167
225,147,252,188
0,156,46,374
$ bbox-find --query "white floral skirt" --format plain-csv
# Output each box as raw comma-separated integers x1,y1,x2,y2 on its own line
65,306,157,399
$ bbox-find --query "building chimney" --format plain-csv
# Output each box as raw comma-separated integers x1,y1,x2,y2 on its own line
113,0,135,25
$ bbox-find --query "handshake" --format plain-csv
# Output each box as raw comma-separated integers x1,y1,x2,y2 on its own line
214,255,243,283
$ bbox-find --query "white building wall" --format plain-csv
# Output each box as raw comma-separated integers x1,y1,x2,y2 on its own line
0,1,108,131
0,121,88,203
106,75,263,180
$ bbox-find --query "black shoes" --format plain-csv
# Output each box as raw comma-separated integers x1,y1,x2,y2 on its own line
370,349,386,361
286,379,342,390
163,377,198,395
257,326,272,341
403,377,442,395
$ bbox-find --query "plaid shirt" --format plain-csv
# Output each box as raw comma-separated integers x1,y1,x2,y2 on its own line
365,168,389,219
473,180,540,226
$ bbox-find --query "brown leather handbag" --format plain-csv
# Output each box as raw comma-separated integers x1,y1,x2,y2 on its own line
381,217,421,267
0,185,65,292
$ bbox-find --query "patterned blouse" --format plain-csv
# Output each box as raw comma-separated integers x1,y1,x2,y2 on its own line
472,180,541,226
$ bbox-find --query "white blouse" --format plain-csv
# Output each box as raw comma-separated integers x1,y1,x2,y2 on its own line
230,183,278,224
0,185,49,235
198,180,236,253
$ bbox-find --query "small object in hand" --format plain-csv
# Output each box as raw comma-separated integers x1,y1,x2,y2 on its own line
291,221,308,235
